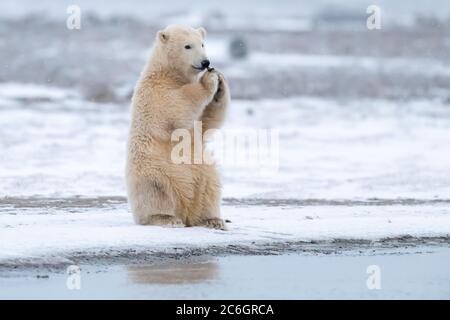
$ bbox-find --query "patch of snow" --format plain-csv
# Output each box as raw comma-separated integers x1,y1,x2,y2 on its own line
224,53,450,77
0,83,76,101
0,203,449,263
1,92,450,200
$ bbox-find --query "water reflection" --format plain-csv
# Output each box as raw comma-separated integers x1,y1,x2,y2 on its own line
127,260,219,285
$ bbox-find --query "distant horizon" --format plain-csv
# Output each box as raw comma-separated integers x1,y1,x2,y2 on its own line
1,0,450,21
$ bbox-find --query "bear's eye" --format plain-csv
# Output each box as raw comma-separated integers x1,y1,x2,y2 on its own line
184,45,192,49
201,43,204,48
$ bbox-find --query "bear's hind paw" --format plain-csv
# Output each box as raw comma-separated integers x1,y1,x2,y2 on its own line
148,214,185,228
203,218,227,230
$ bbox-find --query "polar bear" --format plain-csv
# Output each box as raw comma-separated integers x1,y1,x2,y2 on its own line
126,25,230,230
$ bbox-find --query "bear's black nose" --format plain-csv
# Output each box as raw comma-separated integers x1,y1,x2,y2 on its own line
201,60,210,69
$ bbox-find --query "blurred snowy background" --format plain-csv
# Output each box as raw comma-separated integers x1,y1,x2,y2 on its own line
1,0,450,264
1,0,450,200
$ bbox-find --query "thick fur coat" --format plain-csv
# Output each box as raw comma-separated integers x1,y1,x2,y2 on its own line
126,25,230,229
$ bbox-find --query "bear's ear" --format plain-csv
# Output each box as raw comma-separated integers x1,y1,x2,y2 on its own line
197,27,207,39
157,30,169,43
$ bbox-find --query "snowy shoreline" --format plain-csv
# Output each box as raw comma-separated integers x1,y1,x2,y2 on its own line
1,1,450,272
1,196,449,268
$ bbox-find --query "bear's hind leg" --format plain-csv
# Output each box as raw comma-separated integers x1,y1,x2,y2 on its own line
190,166,226,230
128,175,184,227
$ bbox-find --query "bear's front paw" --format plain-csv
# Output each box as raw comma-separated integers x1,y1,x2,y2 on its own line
201,70,219,94
203,218,227,230
213,73,227,103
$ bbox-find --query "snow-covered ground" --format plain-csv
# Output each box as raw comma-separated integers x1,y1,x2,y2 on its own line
1,197,450,265
1,84,450,199
1,83,450,265
1,0,450,266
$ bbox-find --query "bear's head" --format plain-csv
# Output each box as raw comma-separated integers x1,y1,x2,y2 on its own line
153,25,209,82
